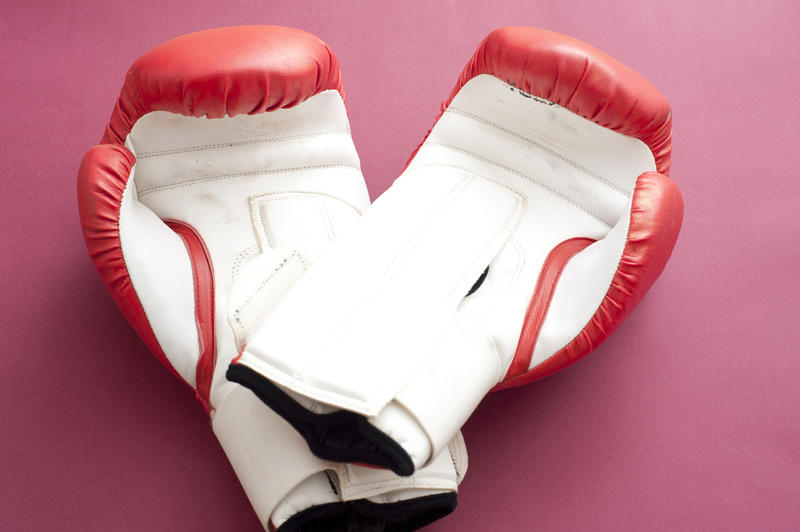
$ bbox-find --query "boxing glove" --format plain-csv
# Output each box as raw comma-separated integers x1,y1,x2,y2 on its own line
78,26,466,531
229,26,684,476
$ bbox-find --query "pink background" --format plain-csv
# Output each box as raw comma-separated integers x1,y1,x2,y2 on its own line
2,1,799,530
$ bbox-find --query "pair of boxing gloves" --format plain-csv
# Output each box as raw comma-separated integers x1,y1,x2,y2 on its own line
78,25,682,531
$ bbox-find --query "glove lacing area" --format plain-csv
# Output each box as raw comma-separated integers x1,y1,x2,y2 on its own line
227,364,415,477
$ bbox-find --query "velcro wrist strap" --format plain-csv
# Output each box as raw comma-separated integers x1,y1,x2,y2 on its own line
336,431,465,501
394,322,502,463
212,386,330,528
241,166,524,419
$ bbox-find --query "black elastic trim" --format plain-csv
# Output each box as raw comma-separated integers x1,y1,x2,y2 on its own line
227,364,415,476
275,493,458,532
356,493,458,532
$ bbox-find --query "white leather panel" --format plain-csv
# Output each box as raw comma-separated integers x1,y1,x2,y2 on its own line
405,143,613,376
119,88,467,529
227,191,362,352
421,115,627,226
421,75,656,374
117,166,199,386
227,250,307,353
122,90,369,409
250,191,362,264
433,75,655,196
131,91,347,153
241,165,525,416
130,90,355,191
393,316,503,462
531,199,633,366
212,385,331,529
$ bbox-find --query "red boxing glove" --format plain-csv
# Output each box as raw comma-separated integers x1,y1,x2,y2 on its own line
230,26,683,476
79,26,467,530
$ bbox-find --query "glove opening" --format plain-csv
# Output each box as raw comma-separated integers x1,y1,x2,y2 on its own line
227,364,415,476
275,493,458,532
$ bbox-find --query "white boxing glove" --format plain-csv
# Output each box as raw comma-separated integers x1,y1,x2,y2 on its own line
78,26,466,530
229,26,683,475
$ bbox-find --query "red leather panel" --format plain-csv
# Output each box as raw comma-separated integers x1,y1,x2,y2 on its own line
77,145,189,386
409,26,672,176
102,25,344,145
499,237,595,387
495,171,684,390
80,26,343,407
165,221,216,412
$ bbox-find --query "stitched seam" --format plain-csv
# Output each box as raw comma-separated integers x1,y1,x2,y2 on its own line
237,355,374,414
342,474,457,498
231,244,258,282
248,196,267,252
344,473,455,490
232,252,305,327
316,197,337,243
135,130,350,158
448,446,461,482
253,190,365,218
384,171,525,277
261,202,276,250
136,165,359,197
416,149,613,227
383,176,476,276
508,238,526,281
444,107,629,195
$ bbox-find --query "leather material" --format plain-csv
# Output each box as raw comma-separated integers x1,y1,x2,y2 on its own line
102,25,343,145
78,25,466,530
410,26,672,176
163,219,216,409
80,25,345,386
230,26,683,475
497,170,683,389
501,237,596,383
78,144,186,383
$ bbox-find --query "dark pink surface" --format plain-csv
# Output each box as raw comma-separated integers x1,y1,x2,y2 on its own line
2,1,798,530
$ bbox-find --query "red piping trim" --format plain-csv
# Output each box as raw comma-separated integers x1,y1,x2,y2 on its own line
495,172,683,392
165,220,216,413
499,237,595,385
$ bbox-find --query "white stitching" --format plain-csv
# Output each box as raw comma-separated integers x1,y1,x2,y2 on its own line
135,130,351,158
232,252,305,327
444,107,630,196
316,196,337,243
231,244,258,282
136,165,359,197
416,148,613,227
